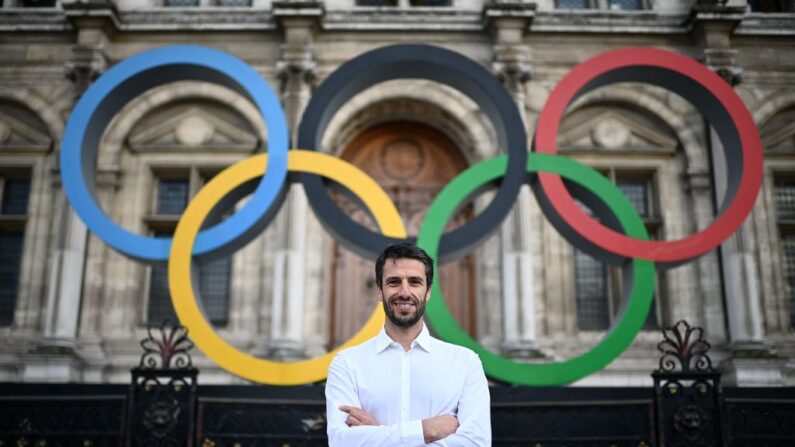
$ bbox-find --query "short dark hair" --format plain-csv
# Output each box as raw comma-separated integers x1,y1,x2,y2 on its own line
375,243,434,290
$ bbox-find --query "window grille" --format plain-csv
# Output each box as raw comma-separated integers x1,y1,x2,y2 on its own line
21,0,57,6
776,179,795,328
573,174,661,330
775,181,795,221
1,179,30,215
198,258,231,326
557,0,591,8
218,0,252,5
156,179,189,215
164,0,199,6
609,0,644,10
574,250,610,330
147,259,231,327
356,0,398,5
749,0,795,12
148,174,231,327
0,232,23,326
146,263,174,326
409,0,452,5
783,236,795,327
617,180,650,219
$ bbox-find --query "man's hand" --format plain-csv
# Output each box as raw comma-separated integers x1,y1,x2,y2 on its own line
340,406,379,427
422,414,459,443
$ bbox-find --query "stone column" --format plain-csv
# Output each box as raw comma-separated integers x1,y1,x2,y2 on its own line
485,0,542,358
689,0,781,385
42,198,87,343
22,0,114,382
268,1,322,359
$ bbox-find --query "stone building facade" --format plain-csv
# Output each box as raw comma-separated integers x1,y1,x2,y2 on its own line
0,0,794,386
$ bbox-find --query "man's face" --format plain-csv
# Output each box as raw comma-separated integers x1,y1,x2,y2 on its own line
378,258,430,329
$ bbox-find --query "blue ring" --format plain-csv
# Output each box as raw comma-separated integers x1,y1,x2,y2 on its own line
61,45,288,262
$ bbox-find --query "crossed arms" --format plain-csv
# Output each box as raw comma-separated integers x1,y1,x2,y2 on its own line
325,353,491,446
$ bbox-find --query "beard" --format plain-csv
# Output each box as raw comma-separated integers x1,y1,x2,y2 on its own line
383,295,426,328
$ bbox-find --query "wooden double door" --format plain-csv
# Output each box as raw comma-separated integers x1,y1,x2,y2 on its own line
329,122,476,347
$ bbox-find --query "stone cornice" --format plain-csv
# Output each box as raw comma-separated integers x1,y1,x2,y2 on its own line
322,8,482,31
0,9,71,32
735,12,795,36
2,6,794,35
531,10,686,34
118,8,276,31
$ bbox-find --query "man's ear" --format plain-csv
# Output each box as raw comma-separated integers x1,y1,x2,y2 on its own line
377,286,383,301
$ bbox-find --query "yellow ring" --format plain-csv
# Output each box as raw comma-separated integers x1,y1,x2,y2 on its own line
169,150,407,385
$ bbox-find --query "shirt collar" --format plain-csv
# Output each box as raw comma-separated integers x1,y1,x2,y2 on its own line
375,323,433,354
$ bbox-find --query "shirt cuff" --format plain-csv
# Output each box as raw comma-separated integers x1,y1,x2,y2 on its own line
400,419,426,446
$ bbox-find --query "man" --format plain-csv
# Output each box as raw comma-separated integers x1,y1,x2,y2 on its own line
325,243,491,446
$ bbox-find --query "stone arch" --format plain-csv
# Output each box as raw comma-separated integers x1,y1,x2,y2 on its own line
0,86,64,147
321,79,496,164
98,81,266,167
565,86,705,171
753,89,795,129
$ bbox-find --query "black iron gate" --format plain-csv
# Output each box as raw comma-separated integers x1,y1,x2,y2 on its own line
1,321,794,447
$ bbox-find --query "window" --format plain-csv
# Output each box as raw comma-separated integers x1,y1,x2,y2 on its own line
774,178,795,327
356,0,398,5
145,171,231,327
608,0,643,10
749,0,795,12
574,250,609,330
216,0,252,5
0,174,30,326
557,0,646,10
164,0,199,6
557,0,592,8
20,0,57,7
574,171,663,330
409,0,451,5
156,179,189,215
356,0,451,7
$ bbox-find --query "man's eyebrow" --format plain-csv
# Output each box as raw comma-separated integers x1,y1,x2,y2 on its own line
384,274,425,282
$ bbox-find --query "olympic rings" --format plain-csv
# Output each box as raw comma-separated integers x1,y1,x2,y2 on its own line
61,45,289,262
533,47,763,265
297,44,527,263
418,153,656,386
169,151,407,385
61,43,764,386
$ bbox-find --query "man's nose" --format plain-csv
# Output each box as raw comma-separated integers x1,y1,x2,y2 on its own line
398,280,410,295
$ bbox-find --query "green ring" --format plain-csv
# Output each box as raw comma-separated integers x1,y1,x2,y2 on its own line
417,153,656,386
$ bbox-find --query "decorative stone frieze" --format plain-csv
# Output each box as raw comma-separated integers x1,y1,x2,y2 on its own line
63,0,117,97
688,0,745,86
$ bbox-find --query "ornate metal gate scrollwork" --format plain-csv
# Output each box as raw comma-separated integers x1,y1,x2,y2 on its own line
653,320,728,447
126,321,198,447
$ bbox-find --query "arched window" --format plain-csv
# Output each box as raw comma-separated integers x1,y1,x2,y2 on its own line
0,101,51,326
765,106,795,328
557,103,678,331
121,99,260,328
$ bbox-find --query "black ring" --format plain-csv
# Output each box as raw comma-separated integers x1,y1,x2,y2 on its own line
297,44,527,262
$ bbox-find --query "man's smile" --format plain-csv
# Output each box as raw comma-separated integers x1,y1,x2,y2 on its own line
392,299,417,313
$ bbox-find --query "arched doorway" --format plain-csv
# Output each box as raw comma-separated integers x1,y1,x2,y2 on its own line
328,121,476,347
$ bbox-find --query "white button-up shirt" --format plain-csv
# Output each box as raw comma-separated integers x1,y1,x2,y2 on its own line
325,324,491,446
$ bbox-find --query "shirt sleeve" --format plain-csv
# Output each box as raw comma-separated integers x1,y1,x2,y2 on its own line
428,352,491,447
326,353,427,447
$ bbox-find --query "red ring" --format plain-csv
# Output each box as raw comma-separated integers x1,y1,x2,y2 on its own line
535,47,763,263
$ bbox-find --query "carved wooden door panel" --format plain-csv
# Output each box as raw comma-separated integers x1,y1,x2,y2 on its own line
329,122,475,347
